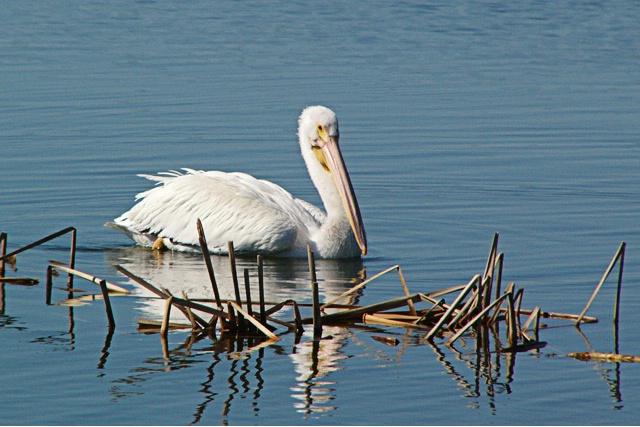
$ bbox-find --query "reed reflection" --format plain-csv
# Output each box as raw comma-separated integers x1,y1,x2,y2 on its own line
105,247,363,418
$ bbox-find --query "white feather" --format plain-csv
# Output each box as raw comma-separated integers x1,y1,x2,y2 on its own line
111,169,323,256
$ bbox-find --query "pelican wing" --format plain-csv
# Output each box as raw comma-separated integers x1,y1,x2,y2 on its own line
111,169,324,255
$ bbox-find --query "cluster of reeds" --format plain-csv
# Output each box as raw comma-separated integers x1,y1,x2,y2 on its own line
0,224,632,361
299,232,625,352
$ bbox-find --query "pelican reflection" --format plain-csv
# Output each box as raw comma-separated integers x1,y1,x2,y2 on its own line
106,247,364,417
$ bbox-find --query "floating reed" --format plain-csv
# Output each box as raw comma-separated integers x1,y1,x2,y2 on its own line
0,277,38,286
138,318,192,332
567,351,640,363
363,313,432,331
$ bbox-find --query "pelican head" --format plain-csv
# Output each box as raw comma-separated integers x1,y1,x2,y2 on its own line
298,106,367,256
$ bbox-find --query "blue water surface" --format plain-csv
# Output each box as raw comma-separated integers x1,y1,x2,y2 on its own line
1,1,639,425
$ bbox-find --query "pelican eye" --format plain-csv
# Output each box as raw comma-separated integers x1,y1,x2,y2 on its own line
316,123,328,143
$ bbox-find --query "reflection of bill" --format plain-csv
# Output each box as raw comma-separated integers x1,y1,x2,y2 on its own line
107,247,364,416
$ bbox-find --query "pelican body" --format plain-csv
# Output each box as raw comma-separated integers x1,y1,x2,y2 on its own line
108,106,367,259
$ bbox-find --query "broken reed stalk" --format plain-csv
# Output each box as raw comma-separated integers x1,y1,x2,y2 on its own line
483,232,500,280
0,227,77,288
227,241,242,309
513,287,524,332
322,264,401,309
447,290,475,330
613,242,626,325
264,298,296,317
575,242,626,326
226,301,237,334
307,245,322,337
228,301,279,341
613,242,627,325
426,283,468,299
481,232,499,310
506,291,518,348
0,277,38,286
138,318,191,331
497,307,597,323
363,313,432,331
0,232,6,277
374,313,427,321
415,298,446,324
292,300,304,334
162,287,209,330
49,260,129,293
196,219,223,310
397,266,417,316
520,306,541,340
261,298,304,333
45,265,53,304
488,281,515,325
113,264,210,328
425,274,480,341
398,266,416,316
243,269,253,318
445,291,512,346
98,279,116,330
181,291,201,331
478,274,492,321
257,255,266,325
448,284,481,329
47,261,122,328
568,351,640,363
266,315,297,331
113,264,228,320
494,252,505,302
320,293,423,324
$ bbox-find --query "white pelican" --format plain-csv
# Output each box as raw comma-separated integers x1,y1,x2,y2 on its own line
108,106,367,259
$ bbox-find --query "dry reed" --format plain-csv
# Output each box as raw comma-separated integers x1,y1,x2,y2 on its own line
2,225,632,363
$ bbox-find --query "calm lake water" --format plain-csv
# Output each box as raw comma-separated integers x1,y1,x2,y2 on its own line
2,1,640,425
